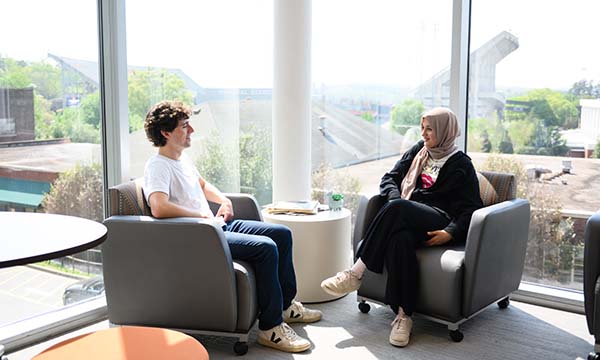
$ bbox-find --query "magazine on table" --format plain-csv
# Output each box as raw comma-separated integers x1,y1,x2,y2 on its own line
264,200,319,215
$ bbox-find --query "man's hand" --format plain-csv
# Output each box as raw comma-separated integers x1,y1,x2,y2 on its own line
424,230,453,247
216,200,234,222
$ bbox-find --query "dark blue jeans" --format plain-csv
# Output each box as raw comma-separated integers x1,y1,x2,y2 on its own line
224,220,297,330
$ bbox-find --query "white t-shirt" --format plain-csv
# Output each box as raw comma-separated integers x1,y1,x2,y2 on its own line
143,154,214,217
420,150,459,188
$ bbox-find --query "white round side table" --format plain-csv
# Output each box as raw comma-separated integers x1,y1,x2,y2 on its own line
262,208,352,303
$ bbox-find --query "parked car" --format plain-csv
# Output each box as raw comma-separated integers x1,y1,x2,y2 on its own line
62,276,105,305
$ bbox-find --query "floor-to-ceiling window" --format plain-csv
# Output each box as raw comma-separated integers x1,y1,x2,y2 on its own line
125,0,273,205
467,0,600,294
311,0,453,219
0,0,105,326
2,0,598,353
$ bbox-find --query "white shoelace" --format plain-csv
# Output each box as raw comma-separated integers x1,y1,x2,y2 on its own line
336,269,354,281
291,300,305,313
391,316,408,329
281,323,300,341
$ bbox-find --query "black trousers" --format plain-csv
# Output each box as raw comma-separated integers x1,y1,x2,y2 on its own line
357,198,451,315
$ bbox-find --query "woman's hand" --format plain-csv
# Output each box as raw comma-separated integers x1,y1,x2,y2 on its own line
424,230,453,246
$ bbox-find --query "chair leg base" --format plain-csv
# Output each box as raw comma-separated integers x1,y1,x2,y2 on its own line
449,329,464,342
497,297,510,309
234,341,249,355
358,301,371,314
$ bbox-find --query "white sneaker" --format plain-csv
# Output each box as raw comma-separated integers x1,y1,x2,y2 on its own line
257,322,311,353
320,269,362,296
284,299,322,323
389,315,412,347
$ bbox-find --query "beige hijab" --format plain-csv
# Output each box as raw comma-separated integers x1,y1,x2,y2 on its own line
400,107,461,200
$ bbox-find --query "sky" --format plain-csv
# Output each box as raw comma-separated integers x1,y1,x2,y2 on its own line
1,0,599,90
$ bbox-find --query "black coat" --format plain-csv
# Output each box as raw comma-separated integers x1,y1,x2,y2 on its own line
379,141,483,242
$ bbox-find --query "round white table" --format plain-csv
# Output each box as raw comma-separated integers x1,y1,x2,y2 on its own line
262,209,352,303
0,211,108,359
0,212,108,268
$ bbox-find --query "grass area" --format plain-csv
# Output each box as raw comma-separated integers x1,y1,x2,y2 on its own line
34,260,92,278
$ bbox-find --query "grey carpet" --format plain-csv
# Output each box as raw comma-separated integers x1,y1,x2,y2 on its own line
195,293,594,360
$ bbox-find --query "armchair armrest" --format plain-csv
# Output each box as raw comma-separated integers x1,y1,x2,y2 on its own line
593,277,600,335
102,215,239,332
226,193,262,221
352,193,385,252
585,212,600,333
462,199,530,316
209,193,262,221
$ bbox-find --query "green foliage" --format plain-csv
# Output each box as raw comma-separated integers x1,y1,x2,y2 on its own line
0,57,31,87
467,117,505,153
390,99,424,134
569,79,600,98
1,57,194,141
42,163,103,222
509,88,578,128
472,88,575,156
595,138,600,159
40,107,101,143
530,122,569,156
0,56,62,100
507,120,535,153
34,94,54,139
128,113,145,134
196,132,238,193
0,55,99,142
478,129,494,153
79,91,100,128
196,126,273,205
498,131,514,154
128,69,193,132
331,193,344,201
361,112,374,122
27,61,62,100
238,126,272,204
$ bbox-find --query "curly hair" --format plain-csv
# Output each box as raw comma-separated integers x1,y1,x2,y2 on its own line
144,100,192,147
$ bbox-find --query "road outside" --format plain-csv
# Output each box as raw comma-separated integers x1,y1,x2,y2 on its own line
0,266,81,326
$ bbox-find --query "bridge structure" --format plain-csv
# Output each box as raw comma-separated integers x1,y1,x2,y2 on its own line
410,31,519,119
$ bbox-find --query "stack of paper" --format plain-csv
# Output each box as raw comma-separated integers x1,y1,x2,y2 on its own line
264,200,319,215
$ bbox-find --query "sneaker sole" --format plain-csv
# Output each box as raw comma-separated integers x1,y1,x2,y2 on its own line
389,337,409,347
257,336,311,353
320,283,356,297
284,314,322,324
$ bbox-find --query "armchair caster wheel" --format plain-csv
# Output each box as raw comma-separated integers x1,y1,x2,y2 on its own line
358,301,371,314
497,297,510,309
588,352,600,360
234,341,248,355
449,329,464,342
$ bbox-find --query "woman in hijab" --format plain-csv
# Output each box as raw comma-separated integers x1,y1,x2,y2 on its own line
321,107,483,347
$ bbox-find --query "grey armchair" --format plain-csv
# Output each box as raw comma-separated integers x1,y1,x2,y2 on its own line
102,179,260,355
353,171,530,342
584,212,600,360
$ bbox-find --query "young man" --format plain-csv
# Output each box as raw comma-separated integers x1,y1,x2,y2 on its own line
142,100,322,353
